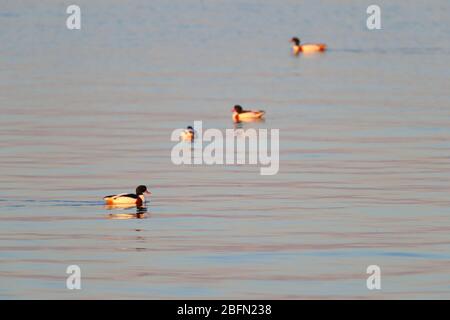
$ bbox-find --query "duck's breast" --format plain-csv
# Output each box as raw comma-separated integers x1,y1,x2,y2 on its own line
293,46,301,55
180,130,194,141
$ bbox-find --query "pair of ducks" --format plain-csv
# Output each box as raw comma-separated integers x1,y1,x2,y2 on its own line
179,105,266,142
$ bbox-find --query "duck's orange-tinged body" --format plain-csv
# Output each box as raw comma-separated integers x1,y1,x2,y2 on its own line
180,126,195,141
232,105,265,123
103,195,144,206
291,37,327,55
103,185,150,206
294,44,327,54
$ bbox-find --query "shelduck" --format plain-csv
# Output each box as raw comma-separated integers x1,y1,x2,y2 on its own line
180,126,195,142
103,185,151,206
291,37,327,55
231,105,265,123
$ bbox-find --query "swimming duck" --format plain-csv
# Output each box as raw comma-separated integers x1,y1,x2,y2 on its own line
232,105,265,123
180,126,195,141
291,37,327,55
103,185,151,206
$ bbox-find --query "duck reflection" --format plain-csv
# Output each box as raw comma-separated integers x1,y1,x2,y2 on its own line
105,204,149,220
233,118,265,130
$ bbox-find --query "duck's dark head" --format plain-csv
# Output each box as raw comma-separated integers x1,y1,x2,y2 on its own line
291,37,300,46
136,185,151,196
187,126,193,131
232,105,243,113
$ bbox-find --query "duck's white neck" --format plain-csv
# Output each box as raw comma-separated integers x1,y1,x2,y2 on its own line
139,195,146,202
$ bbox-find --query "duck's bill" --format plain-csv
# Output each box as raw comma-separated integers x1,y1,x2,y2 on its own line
145,191,151,195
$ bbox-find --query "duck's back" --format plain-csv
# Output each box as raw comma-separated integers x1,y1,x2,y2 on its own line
104,193,138,204
240,110,265,119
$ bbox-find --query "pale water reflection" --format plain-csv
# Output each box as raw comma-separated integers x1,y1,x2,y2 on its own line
1,0,450,299
106,205,149,220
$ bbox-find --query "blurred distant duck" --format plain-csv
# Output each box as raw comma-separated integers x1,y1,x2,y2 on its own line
291,37,327,55
103,185,151,206
180,126,195,142
232,105,265,123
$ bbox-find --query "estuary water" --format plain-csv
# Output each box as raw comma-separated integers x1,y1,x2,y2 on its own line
1,0,450,299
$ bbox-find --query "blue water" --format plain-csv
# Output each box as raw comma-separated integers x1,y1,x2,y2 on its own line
1,0,450,299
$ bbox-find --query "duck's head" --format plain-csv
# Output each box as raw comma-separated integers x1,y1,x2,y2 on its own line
136,185,151,196
232,105,243,114
187,126,194,131
291,37,300,46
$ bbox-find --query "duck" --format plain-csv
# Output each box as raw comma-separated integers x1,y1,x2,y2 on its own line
103,185,151,206
180,126,195,142
232,105,265,123
291,37,327,55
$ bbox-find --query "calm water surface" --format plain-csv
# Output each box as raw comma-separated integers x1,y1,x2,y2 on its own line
1,0,450,299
